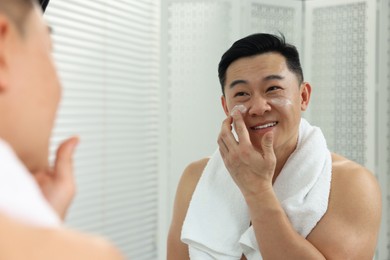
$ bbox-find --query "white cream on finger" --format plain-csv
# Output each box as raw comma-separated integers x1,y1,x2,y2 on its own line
230,104,248,142
230,104,248,116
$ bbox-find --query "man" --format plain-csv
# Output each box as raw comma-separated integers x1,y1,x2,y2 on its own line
168,33,381,259
0,0,123,258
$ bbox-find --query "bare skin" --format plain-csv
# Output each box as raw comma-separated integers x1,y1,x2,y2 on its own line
0,214,124,260
167,53,381,259
168,153,381,260
33,137,79,220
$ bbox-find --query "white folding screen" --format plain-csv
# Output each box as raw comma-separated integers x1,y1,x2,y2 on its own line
387,0,390,256
386,0,390,257
242,0,302,51
305,0,384,258
304,0,376,171
46,0,160,259
379,0,390,258
164,0,236,208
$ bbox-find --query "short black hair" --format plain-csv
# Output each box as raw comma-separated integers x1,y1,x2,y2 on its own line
39,0,50,13
218,33,304,95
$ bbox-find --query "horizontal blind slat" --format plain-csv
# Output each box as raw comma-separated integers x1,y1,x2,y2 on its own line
47,0,159,258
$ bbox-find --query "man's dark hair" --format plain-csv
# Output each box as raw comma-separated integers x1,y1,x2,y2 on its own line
218,33,304,95
39,0,50,12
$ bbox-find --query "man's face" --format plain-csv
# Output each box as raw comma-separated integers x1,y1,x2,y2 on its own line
0,5,61,172
221,52,310,154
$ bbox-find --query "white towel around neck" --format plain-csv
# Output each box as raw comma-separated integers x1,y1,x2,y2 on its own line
181,118,332,259
0,139,61,227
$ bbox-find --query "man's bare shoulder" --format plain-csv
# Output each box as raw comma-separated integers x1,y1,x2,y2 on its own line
181,157,210,187
331,153,380,196
307,153,381,259
329,152,381,225
176,157,210,201
172,156,210,206
167,157,210,259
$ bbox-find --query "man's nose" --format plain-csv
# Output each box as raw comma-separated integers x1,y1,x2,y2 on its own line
247,95,271,116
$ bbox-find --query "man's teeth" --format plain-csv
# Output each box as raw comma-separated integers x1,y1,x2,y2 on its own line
254,122,277,130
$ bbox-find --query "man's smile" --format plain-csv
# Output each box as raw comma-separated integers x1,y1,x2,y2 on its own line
250,121,278,130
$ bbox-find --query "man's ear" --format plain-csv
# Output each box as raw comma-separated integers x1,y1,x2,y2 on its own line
221,95,230,117
300,82,312,111
0,15,11,93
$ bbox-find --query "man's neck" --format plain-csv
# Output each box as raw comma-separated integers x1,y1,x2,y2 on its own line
272,136,299,184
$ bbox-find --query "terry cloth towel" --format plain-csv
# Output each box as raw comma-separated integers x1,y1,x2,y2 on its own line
0,139,61,227
181,118,332,259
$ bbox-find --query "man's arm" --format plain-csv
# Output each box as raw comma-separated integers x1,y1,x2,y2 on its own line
245,172,381,260
0,214,124,260
244,190,326,259
307,155,381,259
218,111,381,259
167,158,208,260
219,112,325,259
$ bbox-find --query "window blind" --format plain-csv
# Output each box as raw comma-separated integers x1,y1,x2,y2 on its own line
46,0,160,258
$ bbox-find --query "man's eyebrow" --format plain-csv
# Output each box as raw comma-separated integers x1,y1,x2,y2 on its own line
229,79,248,89
229,75,285,89
263,74,284,81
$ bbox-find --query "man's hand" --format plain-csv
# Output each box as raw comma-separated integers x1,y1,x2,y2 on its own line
33,137,79,220
217,109,276,198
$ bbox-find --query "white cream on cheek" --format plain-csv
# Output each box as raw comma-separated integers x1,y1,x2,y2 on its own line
229,97,292,117
268,97,292,107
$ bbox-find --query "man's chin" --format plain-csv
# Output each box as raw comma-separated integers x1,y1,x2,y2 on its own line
251,141,264,153
250,137,278,153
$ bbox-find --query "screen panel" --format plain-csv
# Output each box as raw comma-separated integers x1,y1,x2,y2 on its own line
166,0,234,205
244,0,302,51
305,0,375,171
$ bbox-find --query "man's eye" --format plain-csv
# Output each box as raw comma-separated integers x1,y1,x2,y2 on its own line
234,92,248,97
267,86,281,92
